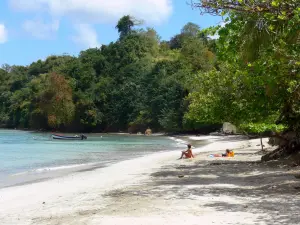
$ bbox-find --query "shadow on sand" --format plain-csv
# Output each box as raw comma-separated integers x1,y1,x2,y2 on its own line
105,156,300,225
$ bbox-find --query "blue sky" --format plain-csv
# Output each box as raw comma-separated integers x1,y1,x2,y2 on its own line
0,0,222,66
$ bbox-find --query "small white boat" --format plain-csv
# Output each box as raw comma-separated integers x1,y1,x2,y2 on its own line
52,134,87,140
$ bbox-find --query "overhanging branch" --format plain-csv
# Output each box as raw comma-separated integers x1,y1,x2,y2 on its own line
190,0,298,18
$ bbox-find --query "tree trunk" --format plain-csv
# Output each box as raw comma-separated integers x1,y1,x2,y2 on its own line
261,132,300,162
260,134,264,151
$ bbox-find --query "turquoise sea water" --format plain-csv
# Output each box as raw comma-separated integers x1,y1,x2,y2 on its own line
0,129,186,188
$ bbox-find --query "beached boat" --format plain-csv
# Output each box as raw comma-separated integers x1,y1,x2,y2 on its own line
52,134,87,140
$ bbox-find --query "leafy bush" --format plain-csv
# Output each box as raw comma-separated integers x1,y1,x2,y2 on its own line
239,123,286,135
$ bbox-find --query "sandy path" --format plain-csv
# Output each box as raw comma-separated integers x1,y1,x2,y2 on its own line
1,137,299,225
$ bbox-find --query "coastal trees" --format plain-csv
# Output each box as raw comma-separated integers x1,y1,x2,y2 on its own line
34,73,75,129
0,68,10,126
169,22,201,49
0,16,216,133
188,0,300,155
191,0,298,17
116,15,143,39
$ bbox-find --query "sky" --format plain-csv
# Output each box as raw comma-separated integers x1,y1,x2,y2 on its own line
0,0,222,66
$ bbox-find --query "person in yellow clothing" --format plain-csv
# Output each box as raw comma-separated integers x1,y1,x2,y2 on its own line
212,149,235,158
222,149,234,157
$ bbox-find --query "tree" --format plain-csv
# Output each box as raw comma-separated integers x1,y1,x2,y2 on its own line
28,60,46,77
116,15,137,39
190,0,300,156
169,34,185,49
79,48,107,74
181,22,200,37
169,22,201,49
181,37,215,71
0,15,218,133
191,0,298,18
37,73,75,129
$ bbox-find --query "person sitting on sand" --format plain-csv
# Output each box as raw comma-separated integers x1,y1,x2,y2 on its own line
179,144,194,159
213,149,234,158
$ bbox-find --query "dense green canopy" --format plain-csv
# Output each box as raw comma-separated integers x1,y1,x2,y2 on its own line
187,0,299,135
0,17,214,133
1,5,298,138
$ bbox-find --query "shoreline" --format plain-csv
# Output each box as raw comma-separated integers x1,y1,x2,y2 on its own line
1,136,299,225
0,162,107,189
0,134,224,192
0,132,208,190
1,127,254,137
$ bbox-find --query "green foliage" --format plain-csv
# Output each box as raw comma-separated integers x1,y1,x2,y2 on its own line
116,15,143,39
187,0,300,135
192,0,298,21
159,109,181,132
239,123,286,134
181,37,215,71
37,73,75,128
129,110,152,128
0,17,216,132
2,9,298,137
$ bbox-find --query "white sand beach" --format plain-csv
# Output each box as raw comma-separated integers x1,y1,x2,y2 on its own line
1,136,300,225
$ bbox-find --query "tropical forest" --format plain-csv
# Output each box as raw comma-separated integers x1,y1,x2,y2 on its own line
0,1,299,157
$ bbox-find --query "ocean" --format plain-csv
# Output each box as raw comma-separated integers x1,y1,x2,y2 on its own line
0,129,187,188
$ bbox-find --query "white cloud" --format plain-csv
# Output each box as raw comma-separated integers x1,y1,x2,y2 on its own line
22,19,59,39
72,24,100,48
9,0,43,11
0,24,8,43
9,0,173,24
10,0,172,47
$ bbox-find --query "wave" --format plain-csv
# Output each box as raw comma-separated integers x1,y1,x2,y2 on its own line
11,163,97,176
168,137,188,146
188,135,224,141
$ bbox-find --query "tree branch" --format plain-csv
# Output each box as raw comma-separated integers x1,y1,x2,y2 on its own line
190,0,298,18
